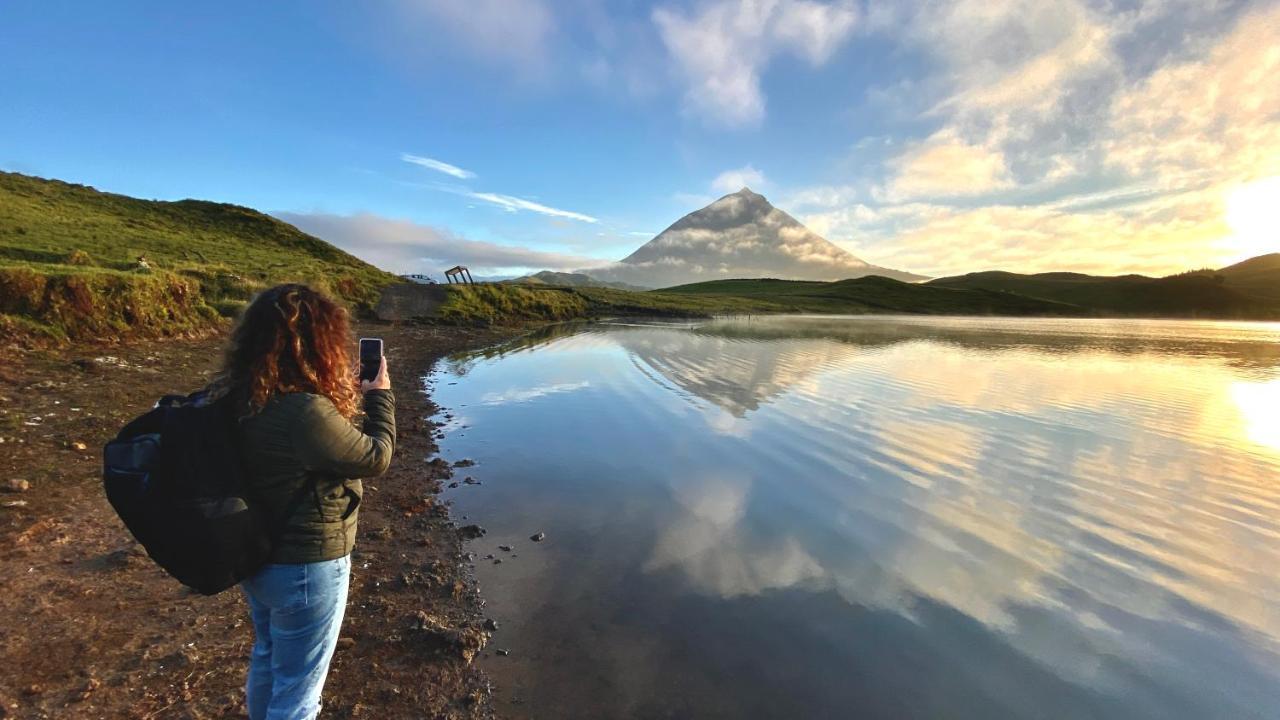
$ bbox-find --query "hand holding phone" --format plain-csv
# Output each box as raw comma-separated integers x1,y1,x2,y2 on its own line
359,338,390,392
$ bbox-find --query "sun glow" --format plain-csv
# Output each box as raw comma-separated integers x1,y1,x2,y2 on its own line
1231,379,1280,453
1224,177,1280,262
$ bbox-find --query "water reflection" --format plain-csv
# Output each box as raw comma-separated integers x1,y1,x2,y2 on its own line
433,315,1280,719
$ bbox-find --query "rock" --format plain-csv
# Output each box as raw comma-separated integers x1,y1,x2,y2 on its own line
530,532,546,542
453,459,476,468
463,476,480,485
70,441,88,452
457,524,486,540
4,479,29,493
448,482,460,489
496,648,510,657
75,678,100,702
492,558,503,565
411,611,490,663
483,618,499,631
336,637,356,652
1,500,27,508
498,545,513,552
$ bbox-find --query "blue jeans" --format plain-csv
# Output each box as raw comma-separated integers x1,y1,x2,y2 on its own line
241,556,351,720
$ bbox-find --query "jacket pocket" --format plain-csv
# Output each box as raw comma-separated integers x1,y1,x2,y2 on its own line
339,481,361,521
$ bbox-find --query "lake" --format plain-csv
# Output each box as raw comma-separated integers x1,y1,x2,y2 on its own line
428,315,1280,719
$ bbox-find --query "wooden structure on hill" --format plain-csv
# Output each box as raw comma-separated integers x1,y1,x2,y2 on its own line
444,266,474,285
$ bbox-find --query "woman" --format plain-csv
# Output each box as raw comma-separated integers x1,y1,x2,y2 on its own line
222,284,395,720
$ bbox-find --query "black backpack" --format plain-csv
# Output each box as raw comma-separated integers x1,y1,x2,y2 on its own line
102,389,310,595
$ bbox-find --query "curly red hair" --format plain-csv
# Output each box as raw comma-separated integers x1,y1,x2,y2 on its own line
222,284,360,419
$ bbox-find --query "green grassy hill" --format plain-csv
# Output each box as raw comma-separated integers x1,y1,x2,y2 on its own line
0,172,400,341
1213,254,1280,302
927,257,1280,318
503,271,648,292
660,275,1078,316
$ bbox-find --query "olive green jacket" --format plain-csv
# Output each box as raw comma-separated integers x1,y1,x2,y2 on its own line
236,389,396,563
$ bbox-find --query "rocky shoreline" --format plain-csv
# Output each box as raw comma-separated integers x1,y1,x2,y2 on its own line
0,321,528,719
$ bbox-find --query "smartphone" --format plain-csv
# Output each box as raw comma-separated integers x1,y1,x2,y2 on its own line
359,338,383,382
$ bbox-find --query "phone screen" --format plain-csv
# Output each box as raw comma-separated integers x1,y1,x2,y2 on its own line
359,338,383,382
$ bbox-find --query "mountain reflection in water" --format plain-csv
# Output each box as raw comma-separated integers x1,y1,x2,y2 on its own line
433,316,1280,720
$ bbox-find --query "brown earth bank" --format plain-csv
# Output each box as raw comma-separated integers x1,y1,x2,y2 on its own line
0,321,529,719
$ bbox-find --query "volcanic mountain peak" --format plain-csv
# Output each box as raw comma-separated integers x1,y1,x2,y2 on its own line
590,188,923,289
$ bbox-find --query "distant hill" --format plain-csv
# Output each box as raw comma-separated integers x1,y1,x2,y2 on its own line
658,276,1077,316
928,255,1280,318
503,270,647,291
1211,253,1280,302
0,171,399,341
584,188,926,288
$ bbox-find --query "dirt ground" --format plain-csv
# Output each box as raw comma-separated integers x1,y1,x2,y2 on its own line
0,321,524,719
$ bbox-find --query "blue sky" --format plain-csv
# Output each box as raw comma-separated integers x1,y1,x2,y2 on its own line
2,0,1277,278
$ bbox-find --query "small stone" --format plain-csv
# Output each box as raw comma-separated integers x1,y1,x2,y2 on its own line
2,500,28,508
4,479,29,493
453,459,476,468
336,637,356,652
492,558,503,565
448,482,460,489
463,476,480,485
530,532,546,542
70,441,88,452
457,524,486,540
498,545,513,552
495,648,510,656
483,618,499,631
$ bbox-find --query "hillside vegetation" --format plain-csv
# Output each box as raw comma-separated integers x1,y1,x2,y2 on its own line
0,172,399,341
928,256,1280,318
659,276,1078,315
503,271,648,292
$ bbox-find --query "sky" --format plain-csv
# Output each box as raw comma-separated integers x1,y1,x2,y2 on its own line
1,0,1277,279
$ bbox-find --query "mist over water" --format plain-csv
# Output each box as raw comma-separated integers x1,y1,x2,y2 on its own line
430,316,1280,719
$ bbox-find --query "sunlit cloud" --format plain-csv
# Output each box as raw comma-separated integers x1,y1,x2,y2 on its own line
790,1,1280,276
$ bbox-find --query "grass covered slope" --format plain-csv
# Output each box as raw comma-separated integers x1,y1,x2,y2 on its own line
660,276,1078,315
0,172,400,340
928,259,1280,318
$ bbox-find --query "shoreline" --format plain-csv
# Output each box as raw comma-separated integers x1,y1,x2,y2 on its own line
0,321,530,719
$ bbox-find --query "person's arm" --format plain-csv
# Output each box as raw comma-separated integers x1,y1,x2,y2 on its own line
291,356,396,477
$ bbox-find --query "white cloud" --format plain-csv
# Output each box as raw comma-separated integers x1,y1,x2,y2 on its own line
401,153,476,180
710,164,766,194
653,0,858,126
1103,3,1280,190
275,211,602,275
465,191,599,223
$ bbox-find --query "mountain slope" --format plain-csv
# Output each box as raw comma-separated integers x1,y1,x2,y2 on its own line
502,270,647,291
1214,253,1280,301
586,188,925,288
0,172,399,340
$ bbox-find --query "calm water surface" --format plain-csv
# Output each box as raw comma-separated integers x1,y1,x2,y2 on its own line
428,316,1280,719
